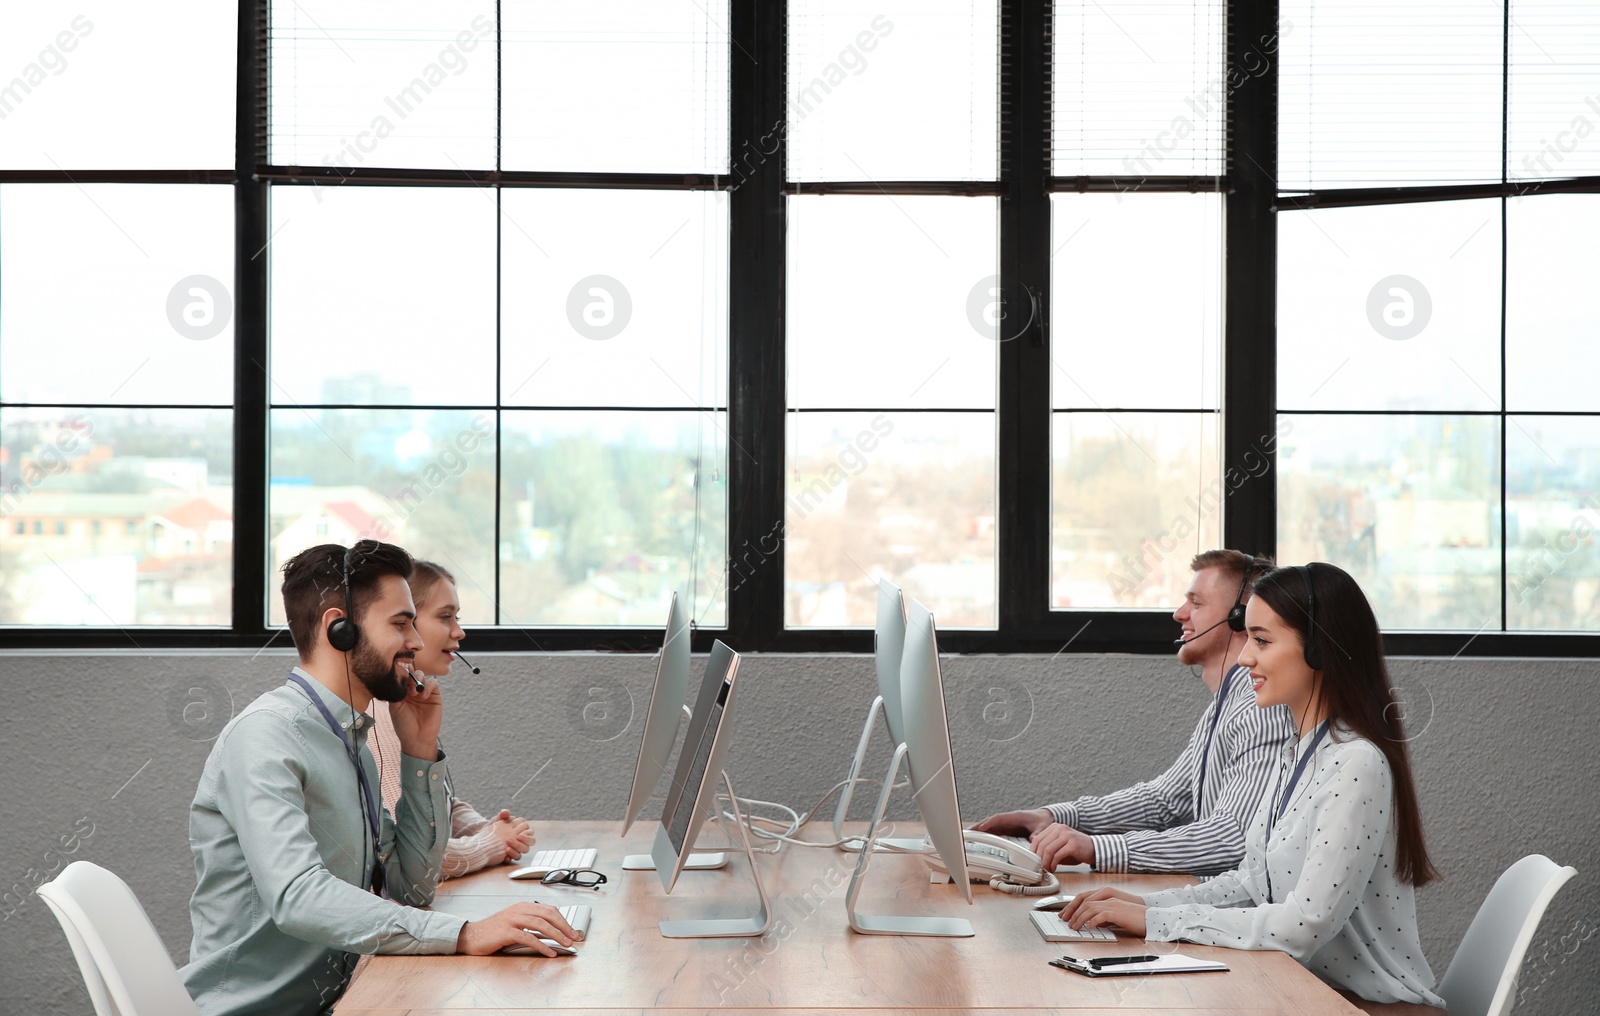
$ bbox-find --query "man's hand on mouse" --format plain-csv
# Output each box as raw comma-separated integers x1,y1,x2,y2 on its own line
457,902,575,956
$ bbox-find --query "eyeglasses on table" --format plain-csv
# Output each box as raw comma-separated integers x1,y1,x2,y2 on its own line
540,867,607,889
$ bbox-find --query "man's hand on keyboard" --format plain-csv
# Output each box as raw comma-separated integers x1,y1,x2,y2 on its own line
1061,887,1147,936
1029,822,1095,871
491,809,535,861
457,902,576,956
971,808,1054,838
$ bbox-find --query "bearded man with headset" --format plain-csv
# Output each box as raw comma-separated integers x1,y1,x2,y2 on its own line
975,550,1295,875
181,541,575,1016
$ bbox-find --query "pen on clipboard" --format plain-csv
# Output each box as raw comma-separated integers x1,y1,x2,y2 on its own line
1089,955,1159,968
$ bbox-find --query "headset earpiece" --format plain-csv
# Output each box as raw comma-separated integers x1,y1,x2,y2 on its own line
1225,555,1256,633
325,546,359,653
1297,563,1323,670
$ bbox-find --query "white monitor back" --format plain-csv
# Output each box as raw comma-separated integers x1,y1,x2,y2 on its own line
622,591,690,834
900,599,972,901
652,640,741,893
874,579,908,746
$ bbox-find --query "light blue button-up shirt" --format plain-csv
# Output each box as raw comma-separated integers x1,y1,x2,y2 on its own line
181,669,467,1016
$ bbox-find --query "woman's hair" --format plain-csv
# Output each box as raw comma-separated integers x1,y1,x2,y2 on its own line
1251,561,1439,887
408,560,456,611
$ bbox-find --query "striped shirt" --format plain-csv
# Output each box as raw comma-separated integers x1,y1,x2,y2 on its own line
372,701,512,879
1043,664,1294,875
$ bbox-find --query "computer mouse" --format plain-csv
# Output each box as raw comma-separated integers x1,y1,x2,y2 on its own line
508,866,552,880
1031,894,1077,911
501,938,577,957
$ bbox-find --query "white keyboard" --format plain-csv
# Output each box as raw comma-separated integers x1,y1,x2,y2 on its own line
509,847,598,879
1029,910,1118,942
558,903,591,942
528,846,597,871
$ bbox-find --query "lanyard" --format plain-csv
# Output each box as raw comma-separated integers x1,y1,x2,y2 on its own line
1194,667,1235,812
1274,721,1330,825
1262,721,1330,904
287,673,385,891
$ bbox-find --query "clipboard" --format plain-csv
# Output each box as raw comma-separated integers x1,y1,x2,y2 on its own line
1049,953,1230,977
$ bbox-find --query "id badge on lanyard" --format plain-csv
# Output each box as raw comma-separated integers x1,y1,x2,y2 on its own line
287,673,388,896
1263,721,1330,904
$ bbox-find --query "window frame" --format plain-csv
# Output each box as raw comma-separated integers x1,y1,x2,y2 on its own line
0,0,1596,656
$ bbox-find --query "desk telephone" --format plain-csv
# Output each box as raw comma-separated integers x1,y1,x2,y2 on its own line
924,830,1062,896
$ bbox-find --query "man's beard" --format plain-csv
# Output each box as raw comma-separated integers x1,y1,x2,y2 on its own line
350,634,411,704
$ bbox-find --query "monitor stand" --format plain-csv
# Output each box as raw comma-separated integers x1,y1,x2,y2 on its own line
659,770,773,939
845,743,974,937
833,696,929,854
622,850,728,871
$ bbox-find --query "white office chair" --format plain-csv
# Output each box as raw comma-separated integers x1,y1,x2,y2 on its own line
36,860,200,1016
1435,853,1578,1016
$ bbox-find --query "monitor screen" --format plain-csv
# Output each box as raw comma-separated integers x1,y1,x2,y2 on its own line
622,591,691,834
875,579,908,746
652,639,741,894
900,598,972,900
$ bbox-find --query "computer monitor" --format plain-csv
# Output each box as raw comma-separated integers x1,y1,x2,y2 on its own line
652,639,739,894
899,598,972,902
649,640,771,938
621,591,690,835
842,597,974,936
831,579,921,847
876,579,909,742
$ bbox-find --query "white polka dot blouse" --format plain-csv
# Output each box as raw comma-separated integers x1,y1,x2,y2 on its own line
1141,724,1445,1008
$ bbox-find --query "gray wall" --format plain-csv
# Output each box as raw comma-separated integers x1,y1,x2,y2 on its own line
2,650,1595,1014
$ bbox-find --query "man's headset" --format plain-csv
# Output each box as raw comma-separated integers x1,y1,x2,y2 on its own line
325,544,425,691
326,546,360,652
1174,554,1257,645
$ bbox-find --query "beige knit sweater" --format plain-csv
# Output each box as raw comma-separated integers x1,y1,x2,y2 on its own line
371,700,509,879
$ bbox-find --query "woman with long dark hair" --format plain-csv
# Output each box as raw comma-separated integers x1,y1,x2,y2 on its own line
1063,561,1444,1008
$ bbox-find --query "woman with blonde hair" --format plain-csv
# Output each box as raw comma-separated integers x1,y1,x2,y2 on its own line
372,560,535,877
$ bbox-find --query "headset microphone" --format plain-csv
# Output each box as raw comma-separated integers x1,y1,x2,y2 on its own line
404,662,425,694
453,651,482,675
1172,616,1231,645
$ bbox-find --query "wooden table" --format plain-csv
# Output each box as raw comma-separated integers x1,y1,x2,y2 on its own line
336,820,1363,1015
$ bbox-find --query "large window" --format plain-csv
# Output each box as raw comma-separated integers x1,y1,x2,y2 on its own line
0,1,238,628
0,2,236,170
1049,193,1223,610
0,183,235,626
1,0,1596,652
785,194,998,628
1048,0,1226,612
1277,1,1600,635
784,2,999,629
264,2,730,630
